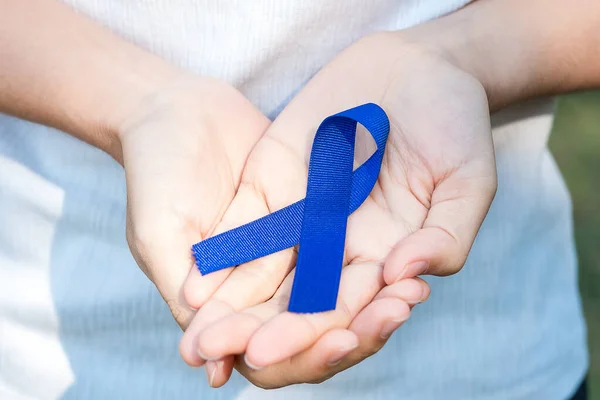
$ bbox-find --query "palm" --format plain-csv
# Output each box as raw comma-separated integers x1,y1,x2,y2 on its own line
348,67,495,268
182,35,496,387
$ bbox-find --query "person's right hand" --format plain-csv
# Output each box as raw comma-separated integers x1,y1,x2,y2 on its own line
117,75,270,335
179,32,497,388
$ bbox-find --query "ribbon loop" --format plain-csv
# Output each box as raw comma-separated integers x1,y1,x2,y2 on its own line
192,103,390,313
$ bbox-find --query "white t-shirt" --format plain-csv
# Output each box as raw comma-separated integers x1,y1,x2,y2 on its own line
0,1,588,399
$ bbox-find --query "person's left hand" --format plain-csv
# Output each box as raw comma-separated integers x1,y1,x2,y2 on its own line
179,32,497,388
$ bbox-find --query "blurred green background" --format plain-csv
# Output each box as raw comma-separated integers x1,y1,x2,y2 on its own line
550,91,600,399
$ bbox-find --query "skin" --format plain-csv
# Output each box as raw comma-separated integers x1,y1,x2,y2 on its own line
180,33,497,388
1,0,599,392
180,0,600,388
1,0,431,387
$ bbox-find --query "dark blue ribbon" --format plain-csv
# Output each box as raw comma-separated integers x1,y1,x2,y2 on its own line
192,103,390,313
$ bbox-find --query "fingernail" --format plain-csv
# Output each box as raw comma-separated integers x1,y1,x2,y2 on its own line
380,315,410,339
244,354,264,371
400,281,425,305
205,359,222,387
327,343,359,366
396,260,429,282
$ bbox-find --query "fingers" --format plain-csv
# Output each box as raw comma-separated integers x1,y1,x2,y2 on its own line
182,182,277,310
194,300,284,364
178,298,236,387
193,263,368,366
243,261,384,368
181,121,313,371
183,113,311,312
285,297,411,384
190,183,297,311
236,329,359,389
179,299,234,366
205,357,234,388
195,263,426,369
182,267,231,311
234,279,427,389
332,297,410,368
374,276,430,305
181,183,298,370
383,167,497,284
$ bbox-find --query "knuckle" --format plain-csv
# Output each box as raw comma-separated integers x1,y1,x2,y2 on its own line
244,373,286,390
439,259,466,277
338,298,354,325
250,378,278,390
126,223,155,279
355,342,377,359
166,298,182,319
308,369,339,385
126,221,159,267
128,221,157,256
441,254,467,276
429,225,468,276
165,298,191,329
488,175,499,196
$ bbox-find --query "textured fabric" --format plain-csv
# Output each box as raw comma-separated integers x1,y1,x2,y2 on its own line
569,379,588,400
194,104,390,312
0,1,588,399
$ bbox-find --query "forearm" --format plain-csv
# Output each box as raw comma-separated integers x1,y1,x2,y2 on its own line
404,0,600,110
0,0,181,159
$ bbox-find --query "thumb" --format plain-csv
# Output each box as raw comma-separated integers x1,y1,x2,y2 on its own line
384,165,497,284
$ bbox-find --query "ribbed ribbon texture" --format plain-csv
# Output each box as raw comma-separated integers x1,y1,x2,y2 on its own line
192,103,390,313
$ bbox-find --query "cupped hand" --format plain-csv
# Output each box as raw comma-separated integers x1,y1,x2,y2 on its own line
118,75,269,331
180,32,497,388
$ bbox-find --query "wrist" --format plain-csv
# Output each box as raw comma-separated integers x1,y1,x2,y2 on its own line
91,58,186,163
396,0,600,111
393,7,536,111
